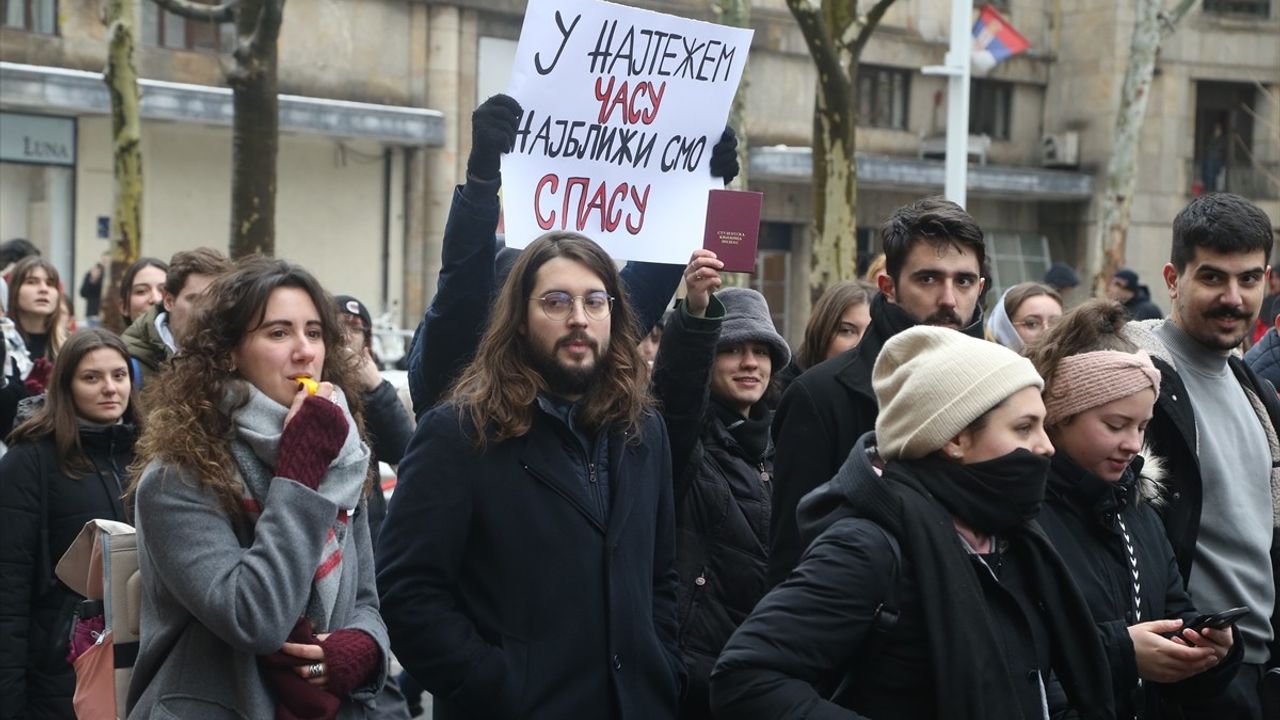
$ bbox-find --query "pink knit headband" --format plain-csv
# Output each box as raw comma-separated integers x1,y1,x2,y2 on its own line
1043,349,1161,426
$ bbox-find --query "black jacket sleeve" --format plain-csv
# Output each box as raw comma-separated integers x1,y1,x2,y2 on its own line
406,178,500,419
0,444,42,714
361,380,413,466
650,298,724,499
649,416,686,693
710,517,895,720
620,261,683,338
767,380,838,586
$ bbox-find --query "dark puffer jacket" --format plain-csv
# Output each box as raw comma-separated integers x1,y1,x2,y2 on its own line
1123,287,1164,322
1037,452,1240,719
0,424,136,719
1245,327,1280,391
651,299,773,718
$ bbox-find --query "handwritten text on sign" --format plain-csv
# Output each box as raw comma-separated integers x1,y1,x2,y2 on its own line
504,0,752,264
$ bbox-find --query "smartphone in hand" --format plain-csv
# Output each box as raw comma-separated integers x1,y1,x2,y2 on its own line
1165,606,1250,639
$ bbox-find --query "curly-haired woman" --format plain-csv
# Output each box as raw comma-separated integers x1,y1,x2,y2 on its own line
125,256,389,719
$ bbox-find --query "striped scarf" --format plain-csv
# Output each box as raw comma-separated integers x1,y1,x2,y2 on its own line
225,380,371,632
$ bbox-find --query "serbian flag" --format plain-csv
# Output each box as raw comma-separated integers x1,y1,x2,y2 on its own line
972,4,1030,76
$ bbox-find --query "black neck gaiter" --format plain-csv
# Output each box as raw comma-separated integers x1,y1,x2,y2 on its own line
911,449,1051,535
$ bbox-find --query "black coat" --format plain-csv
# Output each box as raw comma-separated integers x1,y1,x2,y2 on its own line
359,378,413,549
0,424,135,719
1124,289,1164,322
1037,453,1240,719
712,434,1058,720
650,301,772,718
376,403,683,720
767,294,985,585
1138,347,1280,666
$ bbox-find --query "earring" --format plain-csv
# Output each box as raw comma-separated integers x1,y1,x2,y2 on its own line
951,451,962,459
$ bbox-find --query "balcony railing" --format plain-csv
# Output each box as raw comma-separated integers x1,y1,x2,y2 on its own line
1189,159,1280,199
1203,0,1272,18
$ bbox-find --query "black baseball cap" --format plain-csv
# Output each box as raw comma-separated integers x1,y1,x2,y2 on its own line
334,295,372,332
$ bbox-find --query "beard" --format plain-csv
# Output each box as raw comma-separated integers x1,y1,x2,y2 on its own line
530,330,605,397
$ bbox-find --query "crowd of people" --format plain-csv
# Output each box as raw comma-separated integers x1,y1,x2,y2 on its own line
0,93,1278,720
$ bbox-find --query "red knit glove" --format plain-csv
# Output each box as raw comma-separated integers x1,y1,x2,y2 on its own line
320,629,380,698
24,357,52,395
275,396,349,491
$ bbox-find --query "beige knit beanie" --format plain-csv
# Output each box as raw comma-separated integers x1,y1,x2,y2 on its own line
873,326,1044,461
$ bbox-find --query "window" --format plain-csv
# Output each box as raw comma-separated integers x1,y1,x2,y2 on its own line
1204,0,1271,17
858,65,910,130
751,250,790,338
985,232,1051,298
970,79,1013,140
856,226,879,277
141,0,234,52
1194,81,1274,198
753,222,796,337
1,0,57,34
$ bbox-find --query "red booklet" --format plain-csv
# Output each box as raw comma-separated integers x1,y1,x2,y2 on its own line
703,189,763,273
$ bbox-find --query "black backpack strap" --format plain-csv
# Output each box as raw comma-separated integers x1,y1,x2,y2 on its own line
831,520,901,699
863,521,901,654
130,357,144,391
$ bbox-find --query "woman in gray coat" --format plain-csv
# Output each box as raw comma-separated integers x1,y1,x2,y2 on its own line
124,257,389,720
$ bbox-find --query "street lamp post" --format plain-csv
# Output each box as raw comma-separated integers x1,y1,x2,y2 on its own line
922,0,974,208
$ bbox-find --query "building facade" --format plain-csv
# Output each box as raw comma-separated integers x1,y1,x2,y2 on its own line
2,0,1278,347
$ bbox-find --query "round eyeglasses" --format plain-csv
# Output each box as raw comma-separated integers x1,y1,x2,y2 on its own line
531,291,615,321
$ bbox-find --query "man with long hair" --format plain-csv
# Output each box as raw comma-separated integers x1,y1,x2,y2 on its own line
378,231,682,719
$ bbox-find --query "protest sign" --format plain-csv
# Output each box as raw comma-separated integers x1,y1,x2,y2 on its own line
503,0,753,264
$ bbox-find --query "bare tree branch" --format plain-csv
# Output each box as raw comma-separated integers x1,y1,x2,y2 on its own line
1160,0,1200,34
149,0,239,23
248,0,284,61
852,0,898,57
786,0,851,117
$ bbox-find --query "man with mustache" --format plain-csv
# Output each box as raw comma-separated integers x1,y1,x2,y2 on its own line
767,197,988,585
1122,193,1280,720
378,232,684,719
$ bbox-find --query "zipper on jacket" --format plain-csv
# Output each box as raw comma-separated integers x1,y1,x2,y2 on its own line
758,462,770,484
587,461,606,518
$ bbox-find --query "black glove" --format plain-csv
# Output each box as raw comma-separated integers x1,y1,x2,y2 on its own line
709,126,739,186
467,94,524,181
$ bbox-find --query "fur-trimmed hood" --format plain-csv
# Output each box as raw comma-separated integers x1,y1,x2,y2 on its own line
1133,445,1168,509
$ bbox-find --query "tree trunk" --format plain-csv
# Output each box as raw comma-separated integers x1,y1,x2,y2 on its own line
809,70,859,305
716,0,752,289
104,0,143,333
228,0,284,258
1089,0,1199,295
787,0,897,306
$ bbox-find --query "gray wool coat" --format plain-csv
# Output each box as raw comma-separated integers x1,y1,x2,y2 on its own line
125,461,389,720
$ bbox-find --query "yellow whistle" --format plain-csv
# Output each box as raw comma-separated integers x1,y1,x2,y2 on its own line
296,376,319,395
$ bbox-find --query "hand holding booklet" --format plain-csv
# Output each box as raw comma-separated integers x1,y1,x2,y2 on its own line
703,189,763,273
